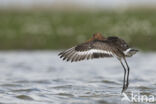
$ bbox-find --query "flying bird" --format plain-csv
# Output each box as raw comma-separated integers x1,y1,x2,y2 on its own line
58,33,138,92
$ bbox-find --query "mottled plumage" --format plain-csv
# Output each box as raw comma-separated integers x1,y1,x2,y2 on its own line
59,33,137,62
58,33,138,93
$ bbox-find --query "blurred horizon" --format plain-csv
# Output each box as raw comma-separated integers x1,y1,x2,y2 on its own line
1,0,156,10
0,0,156,51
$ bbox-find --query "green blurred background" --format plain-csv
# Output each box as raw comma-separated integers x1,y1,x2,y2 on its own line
0,7,156,51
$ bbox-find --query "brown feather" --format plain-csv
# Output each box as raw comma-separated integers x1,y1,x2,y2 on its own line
59,33,132,62
86,32,105,42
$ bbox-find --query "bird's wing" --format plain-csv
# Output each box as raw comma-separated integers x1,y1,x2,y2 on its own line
59,40,114,62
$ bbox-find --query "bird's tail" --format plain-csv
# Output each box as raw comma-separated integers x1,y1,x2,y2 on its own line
124,48,138,57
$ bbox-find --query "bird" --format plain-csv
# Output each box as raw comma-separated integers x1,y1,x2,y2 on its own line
58,33,138,92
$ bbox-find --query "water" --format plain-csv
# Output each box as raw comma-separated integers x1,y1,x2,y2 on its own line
0,51,156,104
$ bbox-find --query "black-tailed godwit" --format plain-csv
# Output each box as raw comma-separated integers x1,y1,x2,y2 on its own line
58,33,138,92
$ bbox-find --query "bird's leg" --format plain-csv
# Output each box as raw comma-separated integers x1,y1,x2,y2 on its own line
119,59,127,93
123,58,130,89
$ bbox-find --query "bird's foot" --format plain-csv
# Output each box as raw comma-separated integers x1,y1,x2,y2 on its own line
121,86,128,93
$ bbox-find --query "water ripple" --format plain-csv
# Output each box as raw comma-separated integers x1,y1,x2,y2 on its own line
0,51,155,104
15,95,34,101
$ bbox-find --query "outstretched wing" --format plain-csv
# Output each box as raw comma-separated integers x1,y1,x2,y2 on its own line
58,40,114,62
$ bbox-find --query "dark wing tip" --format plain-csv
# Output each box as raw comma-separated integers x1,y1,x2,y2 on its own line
58,40,114,62
58,52,63,56
58,47,76,62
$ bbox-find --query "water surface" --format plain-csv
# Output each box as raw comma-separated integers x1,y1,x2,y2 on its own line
0,51,155,104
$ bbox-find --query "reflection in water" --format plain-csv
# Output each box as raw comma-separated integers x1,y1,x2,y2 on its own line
0,51,155,104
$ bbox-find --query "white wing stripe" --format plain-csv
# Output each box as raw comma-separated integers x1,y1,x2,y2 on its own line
76,49,113,55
